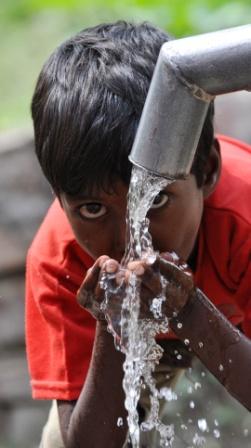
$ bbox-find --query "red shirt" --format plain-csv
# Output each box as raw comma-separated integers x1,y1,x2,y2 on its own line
25,135,251,400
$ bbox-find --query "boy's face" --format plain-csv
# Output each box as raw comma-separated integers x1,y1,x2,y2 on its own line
61,172,212,263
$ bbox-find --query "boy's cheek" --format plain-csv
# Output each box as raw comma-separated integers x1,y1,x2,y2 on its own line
75,236,101,260
73,230,113,260
61,211,106,259
150,212,202,261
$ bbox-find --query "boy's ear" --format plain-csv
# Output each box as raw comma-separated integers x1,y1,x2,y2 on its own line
202,138,221,198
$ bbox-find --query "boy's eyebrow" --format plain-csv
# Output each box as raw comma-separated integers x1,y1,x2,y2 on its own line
65,192,104,202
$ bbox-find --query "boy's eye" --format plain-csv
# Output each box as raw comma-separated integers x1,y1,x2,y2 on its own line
150,192,169,209
79,203,107,219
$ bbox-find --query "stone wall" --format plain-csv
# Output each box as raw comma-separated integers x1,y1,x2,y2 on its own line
0,130,52,447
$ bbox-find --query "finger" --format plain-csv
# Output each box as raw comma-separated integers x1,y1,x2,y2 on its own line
159,255,182,279
125,258,162,296
77,286,106,321
159,257,193,291
160,251,178,264
83,255,110,291
160,251,190,272
96,259,122,303
103,258,120,274
115,269,127,286
77,256,109,308
141,265,163,296
127,260,145,276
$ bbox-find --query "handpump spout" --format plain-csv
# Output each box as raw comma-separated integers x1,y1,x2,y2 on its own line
129,25,251,179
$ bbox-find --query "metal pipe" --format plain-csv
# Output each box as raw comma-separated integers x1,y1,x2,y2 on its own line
129,25,251,179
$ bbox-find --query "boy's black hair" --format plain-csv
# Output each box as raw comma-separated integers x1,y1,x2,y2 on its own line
31,20,215,197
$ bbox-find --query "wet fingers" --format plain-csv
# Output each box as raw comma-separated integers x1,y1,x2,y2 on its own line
159,255,194,291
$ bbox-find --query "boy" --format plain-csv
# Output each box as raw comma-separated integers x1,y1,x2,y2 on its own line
26,21,251,447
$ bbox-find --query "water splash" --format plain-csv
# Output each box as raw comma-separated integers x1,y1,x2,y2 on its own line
117,417,124,427
197,418,209,432
193,432,206,446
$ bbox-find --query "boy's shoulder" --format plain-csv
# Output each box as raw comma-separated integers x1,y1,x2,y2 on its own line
205,135,251,225
198,136,251,324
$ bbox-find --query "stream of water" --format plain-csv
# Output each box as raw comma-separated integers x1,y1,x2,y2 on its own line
101,165,176,447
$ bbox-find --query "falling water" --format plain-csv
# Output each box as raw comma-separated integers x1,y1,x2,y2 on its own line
101,165,175,447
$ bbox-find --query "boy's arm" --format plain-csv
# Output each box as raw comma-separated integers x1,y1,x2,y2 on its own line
168,287,251,411
157,253,251,410
57,321,127,448
57,256,129,448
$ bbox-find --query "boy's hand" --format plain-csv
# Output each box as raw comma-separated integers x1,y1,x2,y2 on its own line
136,252,195,318
77,256,128,331
122,252,195,319
77,251,195,329
77,255,110,321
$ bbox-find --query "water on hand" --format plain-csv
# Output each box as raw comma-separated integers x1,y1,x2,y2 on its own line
101,165,174,447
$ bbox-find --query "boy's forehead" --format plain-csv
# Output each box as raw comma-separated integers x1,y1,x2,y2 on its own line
62,176,195,204
64,179,130,200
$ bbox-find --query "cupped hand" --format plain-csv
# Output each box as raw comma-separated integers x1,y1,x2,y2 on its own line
157,252,195,317
77,255,127,323
77,251,195,334
125,252,195,318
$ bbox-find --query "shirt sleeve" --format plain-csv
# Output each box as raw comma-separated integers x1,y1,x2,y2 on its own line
25,245,96,400
229,231,251,338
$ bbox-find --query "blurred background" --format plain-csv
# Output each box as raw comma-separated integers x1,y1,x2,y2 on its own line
0,1,251,447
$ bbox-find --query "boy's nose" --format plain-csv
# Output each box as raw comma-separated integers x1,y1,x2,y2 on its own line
110,218,126,261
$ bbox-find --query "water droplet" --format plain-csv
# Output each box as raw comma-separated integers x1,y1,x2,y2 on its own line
150,297,164,318
243,428,249,437
213,429,221,439
193,432,206,446
184,338,190,345
177,322,183,329
176,354,182,360
218,364,224,371
198,341,204,348
187,386,193,394
197,418,208,432
181,424,188,430
194,382,201,390
189,400,195,409
201,371,206,377
214,419,219,426
117,417,123,427
66,274,70,279
159,387,178,401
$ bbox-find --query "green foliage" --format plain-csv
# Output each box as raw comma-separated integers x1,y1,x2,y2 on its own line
0,0,251,130
2,0,251,33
